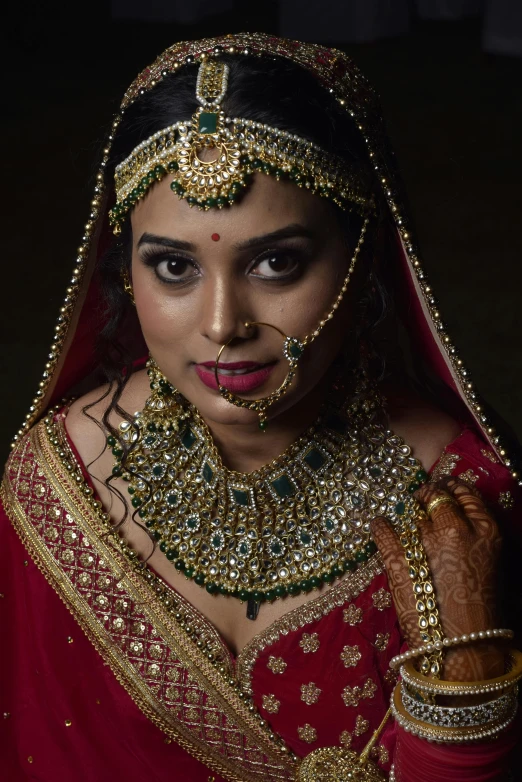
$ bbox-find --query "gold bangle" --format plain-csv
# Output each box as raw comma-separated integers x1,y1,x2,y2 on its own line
425,495,458,516
391,683,518,743
400,649,522,697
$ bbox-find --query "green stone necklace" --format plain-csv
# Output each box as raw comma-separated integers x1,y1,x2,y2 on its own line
110,361,427,619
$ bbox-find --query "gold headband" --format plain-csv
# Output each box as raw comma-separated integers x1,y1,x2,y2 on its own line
110,59,375,233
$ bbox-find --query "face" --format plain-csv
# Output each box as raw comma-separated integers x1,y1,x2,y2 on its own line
130,173,364,427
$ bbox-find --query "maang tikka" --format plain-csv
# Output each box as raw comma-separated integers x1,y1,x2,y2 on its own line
110,58,375,233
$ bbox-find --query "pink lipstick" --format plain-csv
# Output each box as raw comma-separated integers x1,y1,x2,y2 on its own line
195,361,276,393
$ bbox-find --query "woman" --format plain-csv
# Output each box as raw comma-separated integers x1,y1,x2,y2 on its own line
1,33,521,781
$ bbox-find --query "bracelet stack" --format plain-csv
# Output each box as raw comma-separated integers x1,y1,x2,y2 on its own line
391,647,522,744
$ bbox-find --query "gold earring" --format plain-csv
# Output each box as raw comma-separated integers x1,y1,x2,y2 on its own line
121,268,135,305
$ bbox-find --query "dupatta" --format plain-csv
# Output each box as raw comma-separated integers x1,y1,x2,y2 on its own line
1,33,521,782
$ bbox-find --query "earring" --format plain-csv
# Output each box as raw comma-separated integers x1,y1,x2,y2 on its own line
121,268,135,306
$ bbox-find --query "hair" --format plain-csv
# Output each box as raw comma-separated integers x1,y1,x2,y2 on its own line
85,54,393,544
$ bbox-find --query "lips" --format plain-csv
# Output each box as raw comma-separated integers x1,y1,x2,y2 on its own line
195,361,276,393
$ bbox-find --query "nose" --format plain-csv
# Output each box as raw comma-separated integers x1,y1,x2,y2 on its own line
198,274,251,346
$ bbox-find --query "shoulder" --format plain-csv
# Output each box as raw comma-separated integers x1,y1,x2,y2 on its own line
383,381,462,472
66,369,149,468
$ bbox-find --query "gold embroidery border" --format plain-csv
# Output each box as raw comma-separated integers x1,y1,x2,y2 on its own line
53,411,234,672
1,426,297,782
237,555,384,695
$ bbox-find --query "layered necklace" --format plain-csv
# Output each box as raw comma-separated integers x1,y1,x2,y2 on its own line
111,361,427,620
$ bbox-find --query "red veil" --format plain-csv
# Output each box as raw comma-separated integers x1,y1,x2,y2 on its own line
1,33,520,782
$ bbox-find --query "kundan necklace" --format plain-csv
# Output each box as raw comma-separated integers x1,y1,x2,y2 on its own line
110,359,428,622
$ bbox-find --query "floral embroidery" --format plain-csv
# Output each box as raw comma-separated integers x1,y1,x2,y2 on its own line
339,730,352,747
301,682,322,705
298,724,317,744
499,491,514,510
430,452,460,482
340,645,361,668
374,633,390,651
372,588,391,611
261,694,280,714
354,715,369,736
341,678,377,707
299,632,320,653
371,745,390,764
481,449,498,463
266,656,287,674
384,668,399,686
343,604,363,625
458,469,479,486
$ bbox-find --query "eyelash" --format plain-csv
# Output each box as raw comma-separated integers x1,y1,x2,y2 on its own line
140,247,306,286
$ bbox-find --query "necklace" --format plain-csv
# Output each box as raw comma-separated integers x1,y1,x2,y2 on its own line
110,361,427,620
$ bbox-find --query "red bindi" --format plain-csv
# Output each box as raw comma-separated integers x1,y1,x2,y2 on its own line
211,233,220,242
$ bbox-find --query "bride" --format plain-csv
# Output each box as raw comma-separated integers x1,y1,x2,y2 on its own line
1,33,520,782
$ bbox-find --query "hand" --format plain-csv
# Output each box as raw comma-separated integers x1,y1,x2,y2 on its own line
371,477,504,681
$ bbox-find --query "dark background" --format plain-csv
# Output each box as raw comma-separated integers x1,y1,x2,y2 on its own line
2,2,521,462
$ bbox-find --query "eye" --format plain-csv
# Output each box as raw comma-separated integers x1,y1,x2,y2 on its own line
142,251,199,284
250,251,300,280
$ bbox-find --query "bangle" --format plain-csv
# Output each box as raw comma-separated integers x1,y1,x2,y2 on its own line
391,683,518,743
400,649,522,697
390,628,514,669
400,684,517,728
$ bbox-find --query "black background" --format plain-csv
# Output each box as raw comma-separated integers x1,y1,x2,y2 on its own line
2,2,521,461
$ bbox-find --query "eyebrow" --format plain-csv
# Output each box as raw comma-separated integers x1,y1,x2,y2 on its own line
137,224,314,254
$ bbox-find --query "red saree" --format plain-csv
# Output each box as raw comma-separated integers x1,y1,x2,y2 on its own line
1,418,520,780
2,33,521,782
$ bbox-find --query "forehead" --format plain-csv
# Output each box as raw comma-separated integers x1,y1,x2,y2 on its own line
130,173,339,243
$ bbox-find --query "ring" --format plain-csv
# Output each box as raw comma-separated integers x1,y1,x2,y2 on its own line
426,495,459,516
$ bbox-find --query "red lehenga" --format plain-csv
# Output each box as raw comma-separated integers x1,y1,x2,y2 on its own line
1,33,521,782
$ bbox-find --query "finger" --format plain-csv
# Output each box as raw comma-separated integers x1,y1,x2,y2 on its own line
415,482,472,534
370,515,404,562
439,474,482,500
443,478,499,538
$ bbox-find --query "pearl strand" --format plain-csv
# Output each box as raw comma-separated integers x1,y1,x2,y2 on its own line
390,628,513,670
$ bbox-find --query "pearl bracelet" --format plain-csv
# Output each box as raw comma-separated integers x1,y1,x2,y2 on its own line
390,628,513,670
391,683,518,743
400,649,522,697
401,685,517,729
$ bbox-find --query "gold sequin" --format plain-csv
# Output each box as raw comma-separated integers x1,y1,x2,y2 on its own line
129,641,143,655
299,632,320,653
67,636,74,643
267,655,287,674
65,719,72,727
78,572,91,587
61,549,75,565
301,682,322,705
112,617,125,631
459,469,479,486
340,645,361,668
262,694,280,714
149,643,164,660
148,663,161,677
79,553,94,568
499,491,514,510
372,588,391,611
481,449,498,463
35,484,46,498
343,604,363,625
27,756,33,764
297,724,317,744
341,678,377,707
63,529,78,544
374,632,390,651
354,715,369,736
339,730,352,747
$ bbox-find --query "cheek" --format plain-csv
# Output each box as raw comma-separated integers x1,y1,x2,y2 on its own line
132,267,193,346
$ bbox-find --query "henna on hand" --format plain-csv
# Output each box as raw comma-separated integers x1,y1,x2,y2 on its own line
371,477,504,682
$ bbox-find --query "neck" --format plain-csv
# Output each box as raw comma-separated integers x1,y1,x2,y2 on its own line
205,378,329,474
